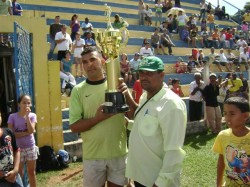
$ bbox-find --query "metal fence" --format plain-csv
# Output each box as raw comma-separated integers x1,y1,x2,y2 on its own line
13,22,34,102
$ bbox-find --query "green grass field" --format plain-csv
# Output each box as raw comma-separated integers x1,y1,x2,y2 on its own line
36,132,218,187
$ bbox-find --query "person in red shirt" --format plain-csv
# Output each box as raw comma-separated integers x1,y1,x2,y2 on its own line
225,28,235,50
171,79,184,97
132,80,143,103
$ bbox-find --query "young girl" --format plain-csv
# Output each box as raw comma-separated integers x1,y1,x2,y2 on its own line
60,50,76,92
8,95,37,187
72,32,85,77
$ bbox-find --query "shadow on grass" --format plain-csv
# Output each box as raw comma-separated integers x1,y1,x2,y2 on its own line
184,131,217,150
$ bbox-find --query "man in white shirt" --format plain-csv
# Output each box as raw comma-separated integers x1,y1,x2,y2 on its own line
236,37,247,50
124,56,187,187
189,72,205,121
208,47,223,72
139,42,153,57
0,0,12,15
129,52,141,81
219,48,232,72
81,17,94,39
55,24,72,60
239,47,250,71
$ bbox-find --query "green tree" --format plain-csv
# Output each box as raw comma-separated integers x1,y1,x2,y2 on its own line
244,2,250,11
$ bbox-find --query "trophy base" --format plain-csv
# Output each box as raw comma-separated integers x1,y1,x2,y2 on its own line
103,92,129,113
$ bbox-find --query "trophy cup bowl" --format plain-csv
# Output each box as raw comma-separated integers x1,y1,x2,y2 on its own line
95,5,129,113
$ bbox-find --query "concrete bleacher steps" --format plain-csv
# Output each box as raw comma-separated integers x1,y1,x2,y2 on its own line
21,0,244,147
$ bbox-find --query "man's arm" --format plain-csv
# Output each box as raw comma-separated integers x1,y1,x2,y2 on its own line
69,88,114,133
70,105,114,133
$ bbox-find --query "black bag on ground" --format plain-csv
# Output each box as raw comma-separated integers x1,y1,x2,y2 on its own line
36,146,60,172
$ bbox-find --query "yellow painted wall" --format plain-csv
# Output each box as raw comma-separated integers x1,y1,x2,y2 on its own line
0,16,63,151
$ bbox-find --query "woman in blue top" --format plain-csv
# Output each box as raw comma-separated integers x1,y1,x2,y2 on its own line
60,50,76,91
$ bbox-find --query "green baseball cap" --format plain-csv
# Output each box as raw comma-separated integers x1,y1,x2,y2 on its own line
138,56,164,72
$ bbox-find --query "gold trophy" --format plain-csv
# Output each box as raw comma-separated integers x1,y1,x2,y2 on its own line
96,4,129,113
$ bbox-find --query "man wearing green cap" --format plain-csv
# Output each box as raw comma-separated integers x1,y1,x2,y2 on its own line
122,56,187,187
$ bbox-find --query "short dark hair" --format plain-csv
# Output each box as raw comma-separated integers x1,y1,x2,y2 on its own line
172,79,180,85
81,46,101,56
224,97,250,113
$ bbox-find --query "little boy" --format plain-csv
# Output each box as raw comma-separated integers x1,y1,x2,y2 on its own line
212,97,250,186
0,112,23,187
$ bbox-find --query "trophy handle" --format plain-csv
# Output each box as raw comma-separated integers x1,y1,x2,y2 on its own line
119,27,129,49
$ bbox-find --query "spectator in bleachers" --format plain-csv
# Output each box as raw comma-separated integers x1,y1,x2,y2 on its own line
130,52,141,81
55,24,72,61
81,17,94,39
239,73,249,100
171,79,184,97
207,11,215,34
159,21,168,32
0,0,12,15
120,53,132,86
218,48,233,72
200,18,207,31
239,47,250,71
219,29,226,49
85,32,96,47
181,26,191,46
191,14,197,26
177,10,187,39
189,26,198,48
0,0,12,44
189,73,205,121
241,21,249,42
211,28,220,49
242,10,250,23
132,80,143,104
113,14,128,29
225,49,237,70
12,0,22,16
175,57,188,73
236,36,247,50
162,0,172,13
138,0,145,25
70,14,80,42
60,50,76,93
160,29,175,55
221,6,229,20
200,27,209,48
199,0,207,21
186,17,193,31
187,56,202,73
151,28,165,55
239,43,247,54
202,73,222,134
48,16,62,60
225,28,235,50
175,0,181,8
172,14,178,33
206,2,212,13
166,14,173,33
72,32,85,78
198,49,204,65
155,0,163,27
208,47,223,72
227,72,243,97
144,4,152,26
